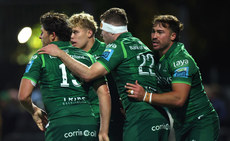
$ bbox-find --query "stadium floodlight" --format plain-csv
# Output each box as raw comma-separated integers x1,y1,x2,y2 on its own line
18,27,32,43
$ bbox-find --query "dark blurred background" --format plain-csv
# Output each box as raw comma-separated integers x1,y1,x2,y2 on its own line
0,0,229,141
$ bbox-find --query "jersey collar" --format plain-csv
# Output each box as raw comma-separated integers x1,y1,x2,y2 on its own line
50,41,72,47
88,38,101,53
159,42,184,62
116,32,132,40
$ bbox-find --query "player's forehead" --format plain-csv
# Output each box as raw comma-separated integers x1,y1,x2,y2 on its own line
152,22,170,31
72,26,87,31
153,22,168,28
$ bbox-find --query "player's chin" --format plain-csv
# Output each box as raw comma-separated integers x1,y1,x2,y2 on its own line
152,46,159,50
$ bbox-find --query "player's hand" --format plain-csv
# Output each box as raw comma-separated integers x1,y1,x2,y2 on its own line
32,108,48,132
98,132,110,141
38,44,63,57
125,80,145,101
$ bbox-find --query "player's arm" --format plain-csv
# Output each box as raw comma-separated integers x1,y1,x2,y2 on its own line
18,78,48,131
126,80,190,107
38,44,108,82
93,81,111,141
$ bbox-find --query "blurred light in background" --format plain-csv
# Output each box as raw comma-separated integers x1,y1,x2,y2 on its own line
27,24,42,49
15,24,42,65
17,27,32,43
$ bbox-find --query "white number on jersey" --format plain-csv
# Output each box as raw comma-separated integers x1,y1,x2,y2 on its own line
59,63,81,87
137,53,155,76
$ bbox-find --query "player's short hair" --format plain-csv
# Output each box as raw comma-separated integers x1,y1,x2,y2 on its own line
68,12,98,35
40,11,72,41
152,15,184,42
100,7,128,26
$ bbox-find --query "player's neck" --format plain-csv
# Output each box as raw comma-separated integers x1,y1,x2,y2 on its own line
160,42,174,57
83,38,95,52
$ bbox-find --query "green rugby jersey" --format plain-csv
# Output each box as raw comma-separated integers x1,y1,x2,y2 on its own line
89,39,124,141
98,32,159,114
87,38,106,120
23,41,96,121
88,38,106,59
156,42,216,126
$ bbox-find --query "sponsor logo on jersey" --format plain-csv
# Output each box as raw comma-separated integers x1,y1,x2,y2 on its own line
129,44,149,50
151,123,170,132
101,49,114,61
173,67,189,78
62,96,87,105
25,60,34,73
157,75,172,86
31,55,38,60
70,55,87,60
49,49,70,59
129,45,144,50
173,59,189,68
106,43,117,48
64,129,97,138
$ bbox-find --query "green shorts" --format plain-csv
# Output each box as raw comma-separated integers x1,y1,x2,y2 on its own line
45,116,98,141
123,109,170,141
174,111,220,141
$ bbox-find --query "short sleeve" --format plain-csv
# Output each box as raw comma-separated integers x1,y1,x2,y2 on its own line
97,43,124,72
23,54,43,84
170,55,197,85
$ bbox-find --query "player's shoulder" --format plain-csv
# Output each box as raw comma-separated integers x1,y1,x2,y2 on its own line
169,51,197,73
105,42,119,50
65,46,87,55
29,52,43,61
96,39,106,47
173,49,195,64
169,43,192,60
106,36,135,48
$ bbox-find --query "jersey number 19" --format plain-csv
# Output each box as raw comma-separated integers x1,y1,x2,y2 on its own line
59,63,81,87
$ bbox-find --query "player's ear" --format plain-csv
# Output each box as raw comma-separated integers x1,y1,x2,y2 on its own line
170,32,176,41
49,32,56,41
87,29,93,38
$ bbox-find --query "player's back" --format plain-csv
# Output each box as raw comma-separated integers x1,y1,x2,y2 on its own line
116,36,157,114
99,33,158,114
32,41,95,120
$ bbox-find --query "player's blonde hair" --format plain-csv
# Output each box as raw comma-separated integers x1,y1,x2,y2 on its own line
68,12,98,35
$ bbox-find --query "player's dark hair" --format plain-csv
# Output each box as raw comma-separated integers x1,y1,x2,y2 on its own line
40,12,72,41
152,15,184,42
100,8,128,26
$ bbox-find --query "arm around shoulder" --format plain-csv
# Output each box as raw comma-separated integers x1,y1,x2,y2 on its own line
38,44,108,82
